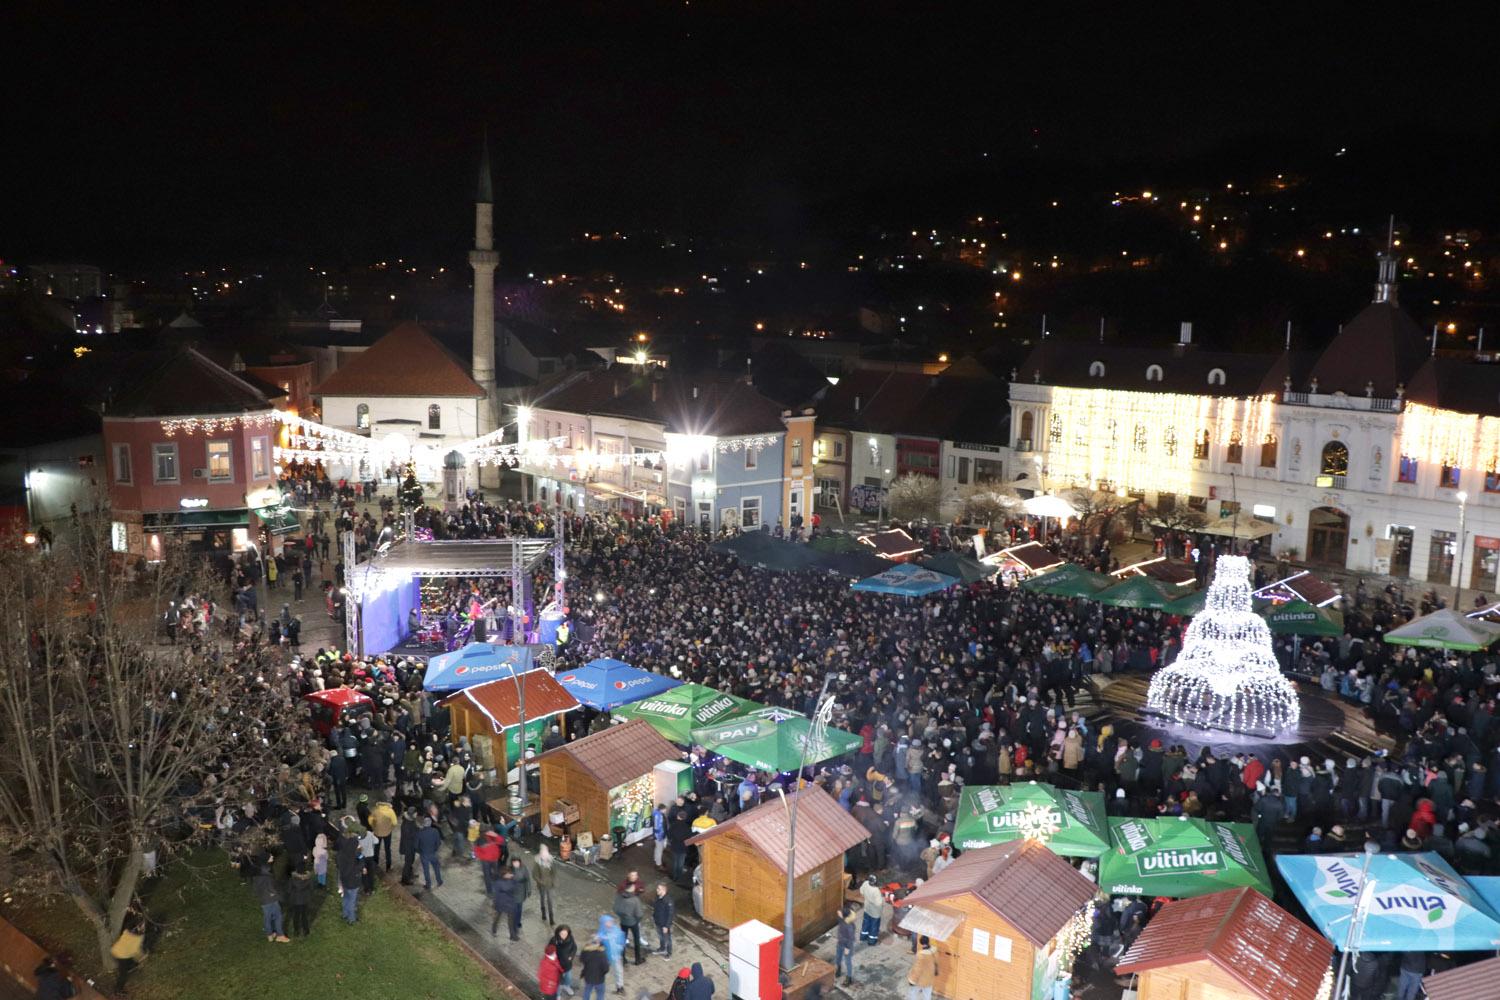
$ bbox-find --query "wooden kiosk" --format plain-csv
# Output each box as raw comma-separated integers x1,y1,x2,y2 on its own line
534,719,681,843
1115,887,1333,1000
898,840,1097,1000
687,785,869,943
440,672,579,789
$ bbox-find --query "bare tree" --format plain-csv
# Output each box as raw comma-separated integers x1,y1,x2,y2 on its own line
0,509,309,970
1146,501,1208,534
959,483,1021,531
886,474,943,522
1063,488,1136,542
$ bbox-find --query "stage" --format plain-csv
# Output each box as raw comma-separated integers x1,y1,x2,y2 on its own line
1090,673,1397,764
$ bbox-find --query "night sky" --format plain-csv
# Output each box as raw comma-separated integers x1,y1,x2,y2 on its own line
7,6,1497,265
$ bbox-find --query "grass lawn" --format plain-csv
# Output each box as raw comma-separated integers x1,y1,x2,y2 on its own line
2,852,499,1000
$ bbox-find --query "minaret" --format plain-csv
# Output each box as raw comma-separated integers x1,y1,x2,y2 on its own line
469,134,499,436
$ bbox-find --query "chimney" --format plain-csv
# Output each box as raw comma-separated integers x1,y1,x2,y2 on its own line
1179,322,1193,345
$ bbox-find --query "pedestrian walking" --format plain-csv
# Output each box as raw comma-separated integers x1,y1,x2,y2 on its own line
651,883,675,958
684,963,714,1000
509,857,532,931
906,937,937,1000
858,876,884,943
651,803,668,868
834,905,857,985
551,924,579,997
534,844,558,924
416,815,443,890
490,869,521,940
598,914,626,995
579,936,609,1000
109,917,147,994
398,807,419,885
613,886,644,965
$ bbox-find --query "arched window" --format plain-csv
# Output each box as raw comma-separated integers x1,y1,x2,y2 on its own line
1018,411,1034,446
356,403,370,430
1226,431,1243,464
1145,364,1164,382
1321,440,1349,477
1260,433,1278,468
1207,368,1227,386
1089,360,1107,378
428,403,441,430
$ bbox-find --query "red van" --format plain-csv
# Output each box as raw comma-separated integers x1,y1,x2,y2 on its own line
303,688,374,738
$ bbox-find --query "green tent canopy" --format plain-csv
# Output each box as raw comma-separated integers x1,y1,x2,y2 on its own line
1383,608,1500,651
692,706,862,773
1021,563,1113,598
917,552,998,585
611,683,761,744
1260,600,1344,637
1162,589,1207,616
1098,817,1271,899
1093,576,1178,610
953,783,1111,858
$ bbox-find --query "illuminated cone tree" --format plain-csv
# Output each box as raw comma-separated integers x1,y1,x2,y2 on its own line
1146,555,1299,736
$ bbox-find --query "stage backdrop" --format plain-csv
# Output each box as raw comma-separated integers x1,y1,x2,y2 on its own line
361,577,420,656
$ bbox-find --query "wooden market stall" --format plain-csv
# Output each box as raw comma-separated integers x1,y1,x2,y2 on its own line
534,719,683,844
440,671,579,789
1114,887,1333,1000
898,840,1097,1000
687,785,869,944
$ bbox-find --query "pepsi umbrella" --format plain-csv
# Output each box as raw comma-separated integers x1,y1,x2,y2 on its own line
850,563,959,597
422,642,538,691
554,658,682,711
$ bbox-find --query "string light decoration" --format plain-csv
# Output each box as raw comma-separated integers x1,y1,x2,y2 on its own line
1147,555,1299,736
1401,402,1500,476
1016,801,1064,844
1043,387,1274,495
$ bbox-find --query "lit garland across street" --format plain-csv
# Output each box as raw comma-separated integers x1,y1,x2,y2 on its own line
1147,555,1300,736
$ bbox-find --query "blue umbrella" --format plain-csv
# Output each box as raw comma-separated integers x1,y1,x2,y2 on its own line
1276,851,1500,951
555,658,683,710
423,642,538,692
850,563,959,597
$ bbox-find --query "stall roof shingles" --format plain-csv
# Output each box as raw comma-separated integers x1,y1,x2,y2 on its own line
687,785,869,878
1115,887,1333,1000
901,840,1095,947
444,671,579,731
1423,955,1500,1000
535,719,679,790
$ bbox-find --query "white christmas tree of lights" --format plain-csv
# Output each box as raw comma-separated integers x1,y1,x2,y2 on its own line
1146,555,1300,736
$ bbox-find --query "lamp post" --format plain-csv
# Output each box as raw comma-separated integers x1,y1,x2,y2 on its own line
1331,840,1380,1000
1455,490,1469,609
781,673,835,972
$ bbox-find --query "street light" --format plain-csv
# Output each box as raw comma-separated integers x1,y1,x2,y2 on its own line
1455,490,1469,608
780,674,835,972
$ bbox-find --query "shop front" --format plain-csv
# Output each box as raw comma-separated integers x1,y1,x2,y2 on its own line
141,506,252,560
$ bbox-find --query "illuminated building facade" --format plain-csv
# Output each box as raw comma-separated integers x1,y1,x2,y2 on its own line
1011,257,1500,591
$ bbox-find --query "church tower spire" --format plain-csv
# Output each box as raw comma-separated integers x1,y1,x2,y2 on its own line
469,130,498,437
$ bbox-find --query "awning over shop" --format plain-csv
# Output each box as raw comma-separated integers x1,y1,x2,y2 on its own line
898,904,965,943
143,508,251,530
1099,817,1271,899
258,508,301,535
1277,852,1500,951
555,658,682,710
953,783,1110,858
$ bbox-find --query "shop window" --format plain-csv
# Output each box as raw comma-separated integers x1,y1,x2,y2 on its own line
1440,464,1461,489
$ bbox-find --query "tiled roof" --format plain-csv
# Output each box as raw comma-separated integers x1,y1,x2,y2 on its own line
1405,356,1500,418
534,719,680,790
1017,341,1280,398
817,368,931,432
1424,955,1500,1000
532,371,787,437
1115,887,1333,1000
314,322,486,398
441,671,580,733
103,349,278,418
687,785,870,877
902,840,1096,947
1307,301,1429,398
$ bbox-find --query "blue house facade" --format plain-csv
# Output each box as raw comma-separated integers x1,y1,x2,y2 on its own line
666,431,786,531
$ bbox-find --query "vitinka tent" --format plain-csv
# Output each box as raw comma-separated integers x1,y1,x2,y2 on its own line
952,783,1110,858
692,705,862,772
1098,817,1271,899
610,683,761,745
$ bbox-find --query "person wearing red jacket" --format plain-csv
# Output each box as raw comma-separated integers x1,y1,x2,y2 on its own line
538,943,562,1000
473,830,504,893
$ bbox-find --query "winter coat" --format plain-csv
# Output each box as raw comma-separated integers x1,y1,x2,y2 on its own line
416,824,442,860
836,910,857,949
533,858,557,890
598,916,626,962
336,834,362,889
1062,731,1084,770
368,801,398,838
652,893,676,928
538,951,562,995
908,946,938,988
491,877,520,915
551,931,578,972
614,890,643,928
289,869,314,906
685,962,715,1000
579,944,609,985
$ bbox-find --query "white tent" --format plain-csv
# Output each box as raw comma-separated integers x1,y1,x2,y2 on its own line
1022,494,1078,519
1384,608,1500,651
1198,514,1276,540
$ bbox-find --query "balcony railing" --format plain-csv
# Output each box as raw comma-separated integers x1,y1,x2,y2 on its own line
1281,390,1403,413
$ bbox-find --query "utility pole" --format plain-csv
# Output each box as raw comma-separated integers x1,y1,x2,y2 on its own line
781,673,836,972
